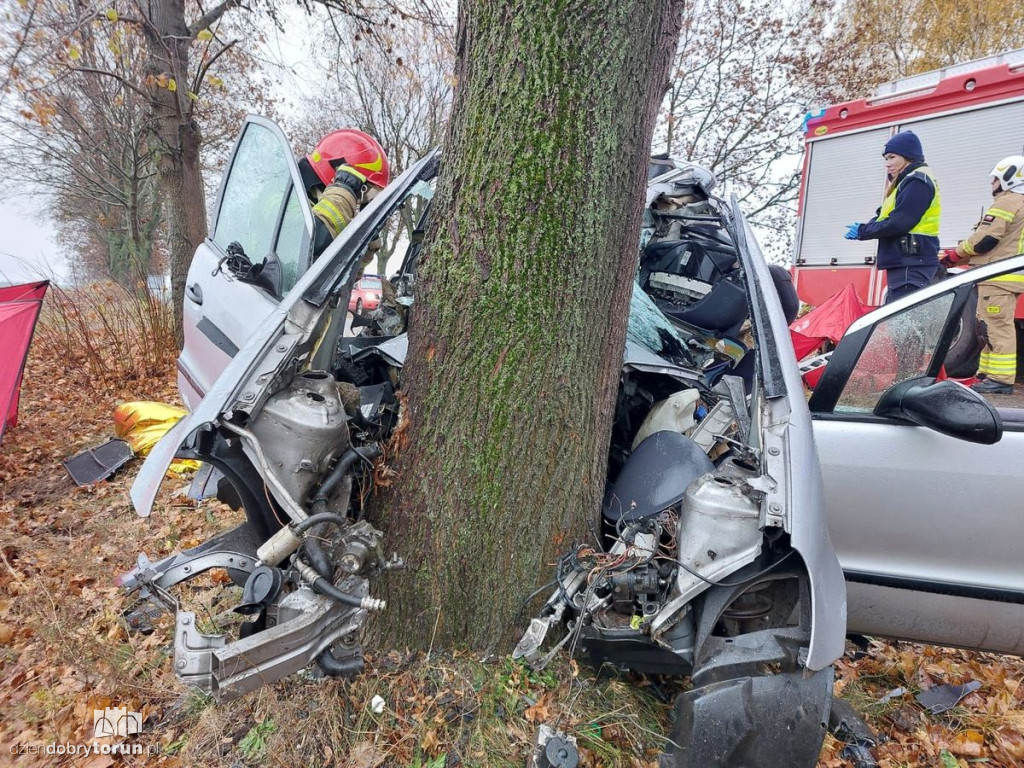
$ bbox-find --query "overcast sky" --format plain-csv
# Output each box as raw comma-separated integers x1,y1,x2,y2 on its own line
0,198,66,286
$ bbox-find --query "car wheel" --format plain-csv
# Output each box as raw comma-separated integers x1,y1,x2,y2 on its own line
355,298,363,314
944,287,983,378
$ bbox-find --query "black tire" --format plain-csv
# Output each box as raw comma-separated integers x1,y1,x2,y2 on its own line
945,286,984,378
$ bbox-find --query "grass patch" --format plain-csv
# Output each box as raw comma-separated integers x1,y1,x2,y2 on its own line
238,717,276,762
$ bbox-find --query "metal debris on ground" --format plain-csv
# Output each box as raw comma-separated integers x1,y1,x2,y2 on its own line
915,680,982,714
63,438,133,486
829,697,879,768
530,724,579,768
122,601,165,635
878,686,907,704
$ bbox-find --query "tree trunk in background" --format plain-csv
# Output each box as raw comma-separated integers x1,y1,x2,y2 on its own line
141,0,213,348
375,0,683,651
159,120,207,347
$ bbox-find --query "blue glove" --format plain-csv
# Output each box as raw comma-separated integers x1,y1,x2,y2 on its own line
844,223,862,240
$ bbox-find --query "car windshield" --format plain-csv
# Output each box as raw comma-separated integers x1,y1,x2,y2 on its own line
362,277,382,289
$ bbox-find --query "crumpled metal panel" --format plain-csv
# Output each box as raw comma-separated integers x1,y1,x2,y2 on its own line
660,667,833,768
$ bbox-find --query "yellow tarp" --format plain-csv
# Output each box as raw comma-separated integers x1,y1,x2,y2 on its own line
113,401,199,475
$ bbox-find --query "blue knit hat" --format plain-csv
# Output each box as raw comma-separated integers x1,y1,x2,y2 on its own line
883,131,924,163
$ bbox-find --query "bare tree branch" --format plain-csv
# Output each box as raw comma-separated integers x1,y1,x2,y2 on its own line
188,0,241,39
68,65,154,101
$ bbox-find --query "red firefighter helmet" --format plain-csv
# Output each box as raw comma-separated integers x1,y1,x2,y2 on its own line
307,129,390,189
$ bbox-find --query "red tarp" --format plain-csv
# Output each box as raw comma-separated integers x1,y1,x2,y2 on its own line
0,281,49,302
789,283,871,360
790,330,825,361
0,280,49,444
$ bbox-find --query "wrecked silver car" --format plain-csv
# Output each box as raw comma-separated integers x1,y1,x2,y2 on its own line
124,115,1019,766
514,162,847,766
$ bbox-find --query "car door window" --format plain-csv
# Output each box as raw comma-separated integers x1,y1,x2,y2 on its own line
213,122,308,294
834,291,955,413
274,186,307,293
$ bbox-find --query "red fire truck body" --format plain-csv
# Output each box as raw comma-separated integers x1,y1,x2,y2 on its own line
792,49,1024,314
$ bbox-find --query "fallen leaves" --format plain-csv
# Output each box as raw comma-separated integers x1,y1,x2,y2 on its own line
524,691,554,723
829,638,1024,767
948,728,985,757
3,302,1024,768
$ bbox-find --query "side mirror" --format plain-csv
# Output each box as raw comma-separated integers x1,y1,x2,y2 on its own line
874,376,1002,445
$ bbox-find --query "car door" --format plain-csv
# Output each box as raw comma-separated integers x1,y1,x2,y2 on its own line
178,116,314,409
809,254,1024,655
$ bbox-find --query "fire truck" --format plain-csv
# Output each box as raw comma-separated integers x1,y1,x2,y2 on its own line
792,48,1024,310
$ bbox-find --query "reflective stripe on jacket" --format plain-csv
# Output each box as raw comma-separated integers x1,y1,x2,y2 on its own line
312,185,359,240
956,190,1024,283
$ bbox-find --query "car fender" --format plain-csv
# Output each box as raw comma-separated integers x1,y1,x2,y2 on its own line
731,203,847,671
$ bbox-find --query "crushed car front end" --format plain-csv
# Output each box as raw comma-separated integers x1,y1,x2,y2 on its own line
123,151,845,765
123,153,439,701
515,166,846,766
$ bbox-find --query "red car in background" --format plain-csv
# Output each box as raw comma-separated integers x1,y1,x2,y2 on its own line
348,274,384,313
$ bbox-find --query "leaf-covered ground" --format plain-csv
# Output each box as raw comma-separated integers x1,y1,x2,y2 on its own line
2,314,1024,767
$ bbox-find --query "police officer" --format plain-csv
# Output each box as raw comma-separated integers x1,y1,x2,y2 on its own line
940,155,1024,394
844,131,941,303
296,129,391,259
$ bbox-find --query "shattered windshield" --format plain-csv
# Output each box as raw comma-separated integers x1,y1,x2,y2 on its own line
627,163,753,389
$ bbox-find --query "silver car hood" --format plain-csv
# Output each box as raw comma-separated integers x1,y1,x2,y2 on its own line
131,152,439,517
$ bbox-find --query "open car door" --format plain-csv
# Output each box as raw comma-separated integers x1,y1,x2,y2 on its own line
178,116,314,408
809,254,1024,655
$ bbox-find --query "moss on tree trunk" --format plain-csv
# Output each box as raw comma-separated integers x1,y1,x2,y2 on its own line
375,0,683,651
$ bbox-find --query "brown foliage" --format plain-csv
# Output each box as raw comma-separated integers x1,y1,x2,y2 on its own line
32,282,177,392
808,0,1024,102
1,284,1024,766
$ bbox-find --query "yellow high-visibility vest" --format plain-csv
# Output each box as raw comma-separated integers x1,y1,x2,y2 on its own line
877,166,941,236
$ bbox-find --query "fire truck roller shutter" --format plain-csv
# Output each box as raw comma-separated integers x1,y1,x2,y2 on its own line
796,127,889,267
900,101,1024,254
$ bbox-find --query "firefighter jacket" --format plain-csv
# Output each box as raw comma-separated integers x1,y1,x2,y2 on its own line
857,163,941,270
954,190,1024,279
309,181,383,263
312,184,359,241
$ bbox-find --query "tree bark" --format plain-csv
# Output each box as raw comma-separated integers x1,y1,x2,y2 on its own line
375,0,684,651
140,0,213,347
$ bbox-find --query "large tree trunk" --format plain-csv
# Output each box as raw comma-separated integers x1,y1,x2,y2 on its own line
376,0,684,651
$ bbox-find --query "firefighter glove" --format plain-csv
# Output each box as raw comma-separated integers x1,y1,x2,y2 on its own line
844,223,862,240
331,165,368,200
939,248,963,267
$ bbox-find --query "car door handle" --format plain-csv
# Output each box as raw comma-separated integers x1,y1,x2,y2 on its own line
186,283,203,305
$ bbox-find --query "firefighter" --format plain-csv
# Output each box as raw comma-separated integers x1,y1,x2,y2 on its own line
296,129,391,259
844,131,941,303
940,155,1024,394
